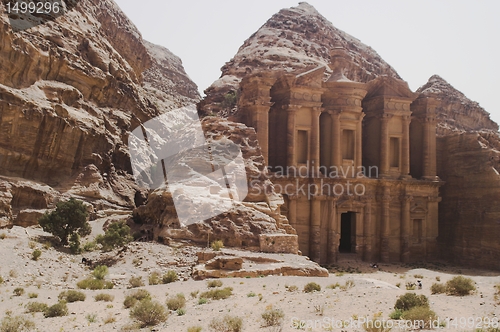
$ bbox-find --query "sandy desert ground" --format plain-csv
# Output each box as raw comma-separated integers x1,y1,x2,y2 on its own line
0,225,499,332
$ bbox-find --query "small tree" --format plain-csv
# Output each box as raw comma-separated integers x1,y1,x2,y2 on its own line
96,221,133,251
39,198,90,245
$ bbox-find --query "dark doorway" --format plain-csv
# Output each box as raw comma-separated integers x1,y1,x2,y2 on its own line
339,212,355,253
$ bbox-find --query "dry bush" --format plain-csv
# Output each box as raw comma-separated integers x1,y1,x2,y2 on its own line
207,279,223,288
430,283,446,294
0,314,35,332
209,315,243,332
394,293,429,312
162,270,179,284
401,306,438,329
304,282,321,293
199,287,233,300
94,293,114,302
129,299,168,327
149,271,161,285
166,293,186,311
188,327,202,332
77,277,114,290
211,240,224,251
128,276,144,288
44,302,68,318
445,276,476,296
58,290,85,302
123,289,151,308
261,306,284,327
25,302,48,313
13,288,24,296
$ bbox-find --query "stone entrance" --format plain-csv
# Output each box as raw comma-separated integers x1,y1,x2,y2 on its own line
339,212,355,253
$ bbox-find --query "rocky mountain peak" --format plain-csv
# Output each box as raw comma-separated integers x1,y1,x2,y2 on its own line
418,75,498,134
200,2,400,114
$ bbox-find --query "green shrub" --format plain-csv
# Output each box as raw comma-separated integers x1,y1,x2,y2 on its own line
83,241,98,252
401,306,438,329
430,283,446,294
149,271,161,285
304,282,321,293
44,302,68,318
129,299,168,327
247,292,256,297
38,198,90,245
0,314,35,332
92,265,109,280
58,290,86,302
96,221,133,252
27,293,38,299
176,308,186,316
445,276,476,296
207,280,223,288
124,289,151,309
129,276,144,288
94,293,114,302
13,288,25,296
166,294,186,311
394,293,429,312
389,308,403,320
69,233,82,254
198,298,207,305
25,302,49,313
162,270,179,284
261,307,284,327
188,327,202,332
211,240,224,251
199,287,233,301
77,277,114,290
31,249,42,261
85,313,97,323
209,315,242,332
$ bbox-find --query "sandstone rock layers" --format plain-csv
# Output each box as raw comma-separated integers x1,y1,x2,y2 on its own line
0,0,200,226
200,2,400,117
418,75,498,135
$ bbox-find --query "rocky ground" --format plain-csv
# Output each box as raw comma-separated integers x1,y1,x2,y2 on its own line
0,225,499,332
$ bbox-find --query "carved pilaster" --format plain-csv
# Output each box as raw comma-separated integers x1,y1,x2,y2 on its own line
380,187,391,262
401,115,411,178
309,195,325,263
400,195,412,263
310,107,323,177
286,105,301,168
328,110,342,171
379,113,393,177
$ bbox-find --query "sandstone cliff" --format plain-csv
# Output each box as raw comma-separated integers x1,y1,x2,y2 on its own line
437,132,500,270
418,75,498,135
199,2,400,116
0,0,200,227
418,76,500,270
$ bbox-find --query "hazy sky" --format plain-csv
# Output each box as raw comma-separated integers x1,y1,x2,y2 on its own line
114,0,500,124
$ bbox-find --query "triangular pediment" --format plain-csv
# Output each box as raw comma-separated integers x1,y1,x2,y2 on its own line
365,76,418,100
295,66,326,88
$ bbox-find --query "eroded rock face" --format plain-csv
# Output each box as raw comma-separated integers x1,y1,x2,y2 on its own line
199,2,400,117
418,75,498,135
437,133,500,270
132,117,293,249
0,0,200,226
